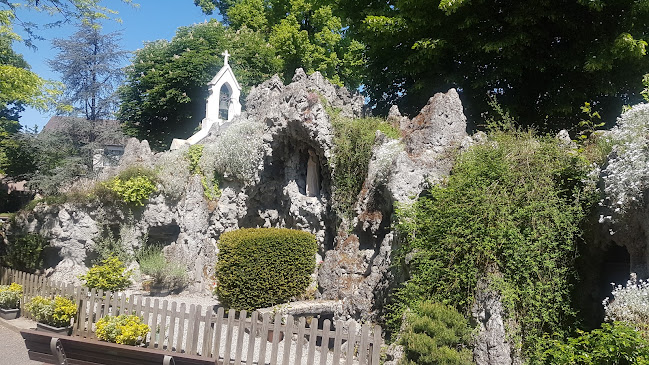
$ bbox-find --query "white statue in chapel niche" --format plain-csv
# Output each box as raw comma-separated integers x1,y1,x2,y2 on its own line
306,149,320,197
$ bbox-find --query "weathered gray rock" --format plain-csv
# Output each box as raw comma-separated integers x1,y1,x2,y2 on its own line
118,138,154,169
472,276,521,365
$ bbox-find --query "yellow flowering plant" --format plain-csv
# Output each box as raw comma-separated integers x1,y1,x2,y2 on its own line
25,295,77,327
0,283,22,309
95,314,150,345
79,256,133,292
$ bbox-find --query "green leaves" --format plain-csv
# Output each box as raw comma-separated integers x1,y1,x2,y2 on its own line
393,128,597,356
215,228,317,311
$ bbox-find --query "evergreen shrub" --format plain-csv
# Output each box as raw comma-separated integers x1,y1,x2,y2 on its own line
399,301,473,365
393,127,598,357
96,314,150,345
3,233,49,272
79,256,133,292
0,283,22,309
215,228,317,311
26,295,77,327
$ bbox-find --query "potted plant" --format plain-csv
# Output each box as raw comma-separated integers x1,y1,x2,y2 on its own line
26,295,78,335
0,283,23,319
95,314,150,346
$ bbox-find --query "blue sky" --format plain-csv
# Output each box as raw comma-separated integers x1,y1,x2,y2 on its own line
13,0,221,130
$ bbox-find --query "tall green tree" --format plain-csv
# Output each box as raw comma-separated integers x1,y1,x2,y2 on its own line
117,20,281,150
358,0,649,128
49,22,128,121
195,0,365,89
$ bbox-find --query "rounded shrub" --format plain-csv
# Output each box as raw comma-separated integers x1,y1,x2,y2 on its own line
79,256,133,292
215,228,317,311
96,314,150,345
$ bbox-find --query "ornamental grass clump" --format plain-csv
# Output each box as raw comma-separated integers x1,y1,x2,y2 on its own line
215,228,317,311
96,314,150,345
79,256,133,292
26,295,77,327
0,283,22,309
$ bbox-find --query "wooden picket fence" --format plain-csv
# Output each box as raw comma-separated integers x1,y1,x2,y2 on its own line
0,266,382,365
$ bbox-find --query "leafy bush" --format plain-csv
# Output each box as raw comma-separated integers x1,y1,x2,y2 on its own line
215,228,317,311
393,128,598,356
0,283,23,309
199,120,265,184
330,110,400,221
105,176,156,207
79,256,133,292
185,144,222,201
91,223,136,264
399,301,473,365
2,233,49,272
137,246,188,292
155,148,191,200
26,295,77,327
535,323,649,364
601,103,649,221
96,314,150,345
604,273,649,336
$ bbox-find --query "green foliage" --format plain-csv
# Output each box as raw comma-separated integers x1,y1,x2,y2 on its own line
137,246,188,292
534,323,649,364
25,295,77,327
195,0,365,89
576,102,605,143
95,314,150,345
399,301,473,365
187,144,204,175
49,22,127,121
104,167,157,206
357,0,649,128
118,19,280,150
330,110,399,221
79,256,133,292
215,228,317,311
2,233,49,272
186,144,222,201
393,128,597,356
91,222,135,264
0,282,22,309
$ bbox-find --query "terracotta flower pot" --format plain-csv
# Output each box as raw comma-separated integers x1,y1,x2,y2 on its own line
0,307,20,320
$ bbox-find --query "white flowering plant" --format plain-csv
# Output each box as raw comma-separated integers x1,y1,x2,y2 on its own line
603,273,649,335
601,104,649,221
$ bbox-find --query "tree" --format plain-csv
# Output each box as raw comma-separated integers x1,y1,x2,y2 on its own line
195,0,365,89
117,20,281,150
357,0,649,129
0,11,59,177
49,22,128,121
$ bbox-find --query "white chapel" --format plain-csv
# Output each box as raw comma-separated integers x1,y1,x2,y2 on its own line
170,50,242,150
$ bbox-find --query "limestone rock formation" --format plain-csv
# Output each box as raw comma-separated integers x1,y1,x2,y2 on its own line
319,89,470,321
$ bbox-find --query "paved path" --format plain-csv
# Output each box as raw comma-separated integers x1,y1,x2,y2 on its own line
0,318,41,364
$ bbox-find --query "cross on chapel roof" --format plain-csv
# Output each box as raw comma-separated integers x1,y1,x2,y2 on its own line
222,50,230,65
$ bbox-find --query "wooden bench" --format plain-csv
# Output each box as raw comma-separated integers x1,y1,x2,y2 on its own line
20,329,220,365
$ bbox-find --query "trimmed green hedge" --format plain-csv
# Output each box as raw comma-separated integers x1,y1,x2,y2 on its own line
215,228,317,311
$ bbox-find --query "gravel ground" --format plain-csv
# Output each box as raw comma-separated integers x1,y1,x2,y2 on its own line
0,318,41,365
